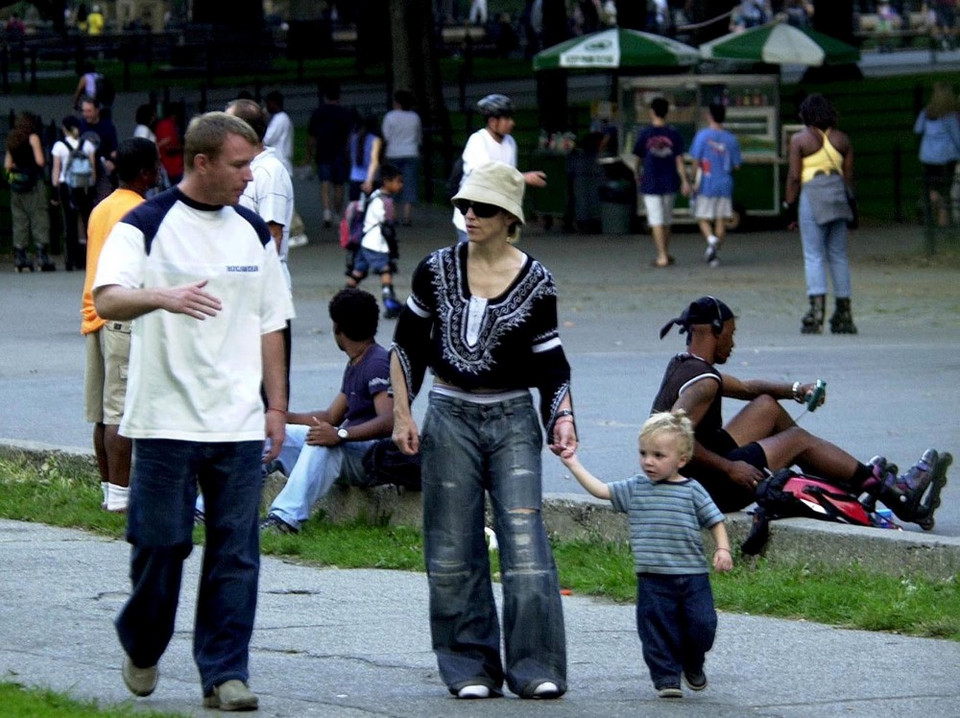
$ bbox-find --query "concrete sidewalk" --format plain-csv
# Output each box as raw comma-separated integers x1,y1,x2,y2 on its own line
1,518,958,717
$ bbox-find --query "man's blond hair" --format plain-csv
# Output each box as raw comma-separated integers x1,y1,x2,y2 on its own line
183,111,258,171
639,410,695,462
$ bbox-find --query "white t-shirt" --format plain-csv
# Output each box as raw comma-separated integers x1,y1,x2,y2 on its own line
241,146,295,292
452,128,518,232
381,109,422,159
51,135,97,186
93,188,294,442
263,110,294,175
134,124,157,143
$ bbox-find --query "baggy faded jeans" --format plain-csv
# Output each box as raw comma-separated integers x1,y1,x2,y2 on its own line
420,391,567,698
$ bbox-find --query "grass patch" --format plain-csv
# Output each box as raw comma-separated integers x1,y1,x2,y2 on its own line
1,451,957,641
0,681,186,717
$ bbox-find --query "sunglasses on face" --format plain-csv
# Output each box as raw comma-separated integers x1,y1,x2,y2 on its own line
454,200,501,218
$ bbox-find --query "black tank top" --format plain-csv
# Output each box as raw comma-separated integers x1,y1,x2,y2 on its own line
650,353,725,452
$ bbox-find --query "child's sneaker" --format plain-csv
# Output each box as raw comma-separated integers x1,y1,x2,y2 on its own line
383,298,403,319
657,685,683,699
682,671,707,691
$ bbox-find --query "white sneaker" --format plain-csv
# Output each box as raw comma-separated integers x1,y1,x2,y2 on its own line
532,681,561,698
288,233,308,248
457,684,491,699
323,209,333,227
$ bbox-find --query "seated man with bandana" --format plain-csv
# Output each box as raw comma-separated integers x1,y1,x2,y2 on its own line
649,296,941,526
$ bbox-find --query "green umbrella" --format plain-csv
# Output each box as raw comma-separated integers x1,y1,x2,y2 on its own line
700,22,860,66
533,28,700,71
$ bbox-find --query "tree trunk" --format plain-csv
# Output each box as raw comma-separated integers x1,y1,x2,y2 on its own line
388,0,451,197
812,0,856,46
616,0,645,31
541,0,568,48
192,0,262,26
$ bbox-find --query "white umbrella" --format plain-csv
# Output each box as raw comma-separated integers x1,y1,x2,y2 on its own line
533,28,700,71
700,22,861,66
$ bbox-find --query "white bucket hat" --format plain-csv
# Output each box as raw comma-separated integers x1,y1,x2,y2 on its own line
452,161,525,224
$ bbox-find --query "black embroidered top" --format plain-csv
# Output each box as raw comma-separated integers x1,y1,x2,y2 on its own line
391,242,572,434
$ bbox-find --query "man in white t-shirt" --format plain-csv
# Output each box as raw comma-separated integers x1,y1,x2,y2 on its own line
381,89,422,226
452,93,547,242
226,98,296,399
264,89,309,248
263,91,294,174
93,112,293,712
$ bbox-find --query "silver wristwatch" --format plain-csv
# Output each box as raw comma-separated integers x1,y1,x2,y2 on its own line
337,427,349,441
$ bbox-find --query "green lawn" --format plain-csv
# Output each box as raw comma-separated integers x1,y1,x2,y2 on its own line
2,449,958,642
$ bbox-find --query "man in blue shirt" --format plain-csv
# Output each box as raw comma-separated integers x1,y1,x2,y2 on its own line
689,104,741,267
633,97,691,268
260,288,393,534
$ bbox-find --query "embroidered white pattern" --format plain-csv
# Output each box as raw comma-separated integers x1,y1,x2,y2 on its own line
427,247,557,376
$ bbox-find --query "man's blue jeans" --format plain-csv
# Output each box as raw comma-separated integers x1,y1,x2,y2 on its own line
635,573,717,690
420,392,567,697
268,424,376,530
115,439,263,695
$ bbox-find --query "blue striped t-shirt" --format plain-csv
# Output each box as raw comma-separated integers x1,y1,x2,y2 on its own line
608,474,724,575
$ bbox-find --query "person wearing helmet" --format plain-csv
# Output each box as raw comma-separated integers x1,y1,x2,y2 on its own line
451,94,547,242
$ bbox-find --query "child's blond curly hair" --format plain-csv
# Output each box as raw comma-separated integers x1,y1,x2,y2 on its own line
639,410,695,462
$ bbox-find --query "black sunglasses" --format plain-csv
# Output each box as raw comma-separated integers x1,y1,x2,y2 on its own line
454,200,501,218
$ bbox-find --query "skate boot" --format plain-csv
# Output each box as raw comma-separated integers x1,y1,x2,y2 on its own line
829,297,857,334
382,286,402,319
38,247,56,272
801,294,825,334
858,455,898,512
14,247,34,272
877,449,951,530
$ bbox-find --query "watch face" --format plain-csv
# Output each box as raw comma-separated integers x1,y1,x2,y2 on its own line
337,428,348,439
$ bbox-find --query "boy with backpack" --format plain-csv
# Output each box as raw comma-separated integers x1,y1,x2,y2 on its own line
342,163,404,319
561,410,733,699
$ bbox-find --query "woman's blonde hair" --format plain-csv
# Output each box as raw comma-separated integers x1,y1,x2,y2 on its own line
639,410,695,462
926,82,958,120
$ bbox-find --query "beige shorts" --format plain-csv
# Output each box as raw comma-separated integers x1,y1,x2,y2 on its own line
84,321,131,425
642,194,676,227
693,195,734,220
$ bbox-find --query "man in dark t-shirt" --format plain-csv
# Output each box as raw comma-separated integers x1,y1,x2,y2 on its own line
79,96,119,204
260,288,393,534
306,82,353,227
651,296,938,523
633,97,691,268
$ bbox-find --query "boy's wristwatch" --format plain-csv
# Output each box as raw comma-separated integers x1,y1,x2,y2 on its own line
337,427,349,441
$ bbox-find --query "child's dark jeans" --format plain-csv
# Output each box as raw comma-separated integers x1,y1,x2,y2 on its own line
635,572,717,689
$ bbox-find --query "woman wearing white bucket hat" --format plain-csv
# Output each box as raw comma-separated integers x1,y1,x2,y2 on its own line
390,161,576,700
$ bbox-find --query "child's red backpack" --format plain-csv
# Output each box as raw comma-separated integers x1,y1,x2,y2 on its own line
339,190,395,251
339,192,372,250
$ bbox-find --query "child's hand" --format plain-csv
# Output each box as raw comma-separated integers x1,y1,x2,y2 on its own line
713,548,733,572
